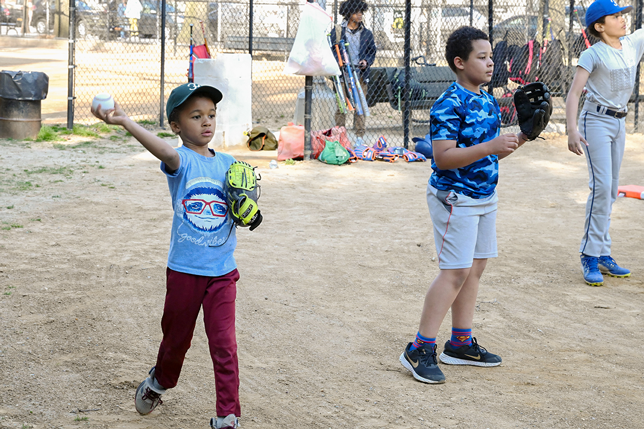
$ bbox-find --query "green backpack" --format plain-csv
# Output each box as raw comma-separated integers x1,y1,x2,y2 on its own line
247,126,278,151
318,140,350,165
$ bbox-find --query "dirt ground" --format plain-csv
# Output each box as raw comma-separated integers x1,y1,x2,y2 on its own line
0,128,643,429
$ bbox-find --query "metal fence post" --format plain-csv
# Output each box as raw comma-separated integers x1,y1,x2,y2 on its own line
488,0,493,44
403,0,411,148
249,0,254,56
470,0,474,26
333,0,338,24
304,0,317,159
635,0,643,131
563,0,576,136
160,0,167,128
66,0,75,129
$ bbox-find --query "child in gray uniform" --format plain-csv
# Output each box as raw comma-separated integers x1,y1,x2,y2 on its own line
565,0,640,286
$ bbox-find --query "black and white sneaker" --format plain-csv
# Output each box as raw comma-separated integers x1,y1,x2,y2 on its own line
439,337,502,367
134,367,166,415
399,342,446,384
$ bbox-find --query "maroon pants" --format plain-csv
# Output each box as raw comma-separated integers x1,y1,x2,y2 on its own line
154,268,241,417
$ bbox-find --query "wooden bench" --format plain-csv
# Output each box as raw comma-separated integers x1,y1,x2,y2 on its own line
224,35,294,52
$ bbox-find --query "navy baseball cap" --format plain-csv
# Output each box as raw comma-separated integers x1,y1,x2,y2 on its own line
166,83,223,120
586,0,632,26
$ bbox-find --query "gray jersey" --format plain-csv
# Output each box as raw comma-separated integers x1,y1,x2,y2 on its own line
577,28,644,110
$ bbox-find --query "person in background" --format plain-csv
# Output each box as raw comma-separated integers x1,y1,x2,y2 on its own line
125,0,142,37
330,0,377,147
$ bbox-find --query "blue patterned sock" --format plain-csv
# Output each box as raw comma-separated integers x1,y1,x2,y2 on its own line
411,332,436,351
450,327,472,347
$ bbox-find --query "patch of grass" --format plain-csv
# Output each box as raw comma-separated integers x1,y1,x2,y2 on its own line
10,224,23,228
284,159,296,165
95,123,111,133
125,131,133,137
16,181,33,191
6,205,13,209
30,218,41,222
52,195,61,198
52,144,67,150
72,125,99,138
1,227,10,231
157,132,175,138
36,126,61,142
137,119,156,126
25,166,73,176
71,141,95,149
74,416,89,421
109,135,123,142
98,165,105,169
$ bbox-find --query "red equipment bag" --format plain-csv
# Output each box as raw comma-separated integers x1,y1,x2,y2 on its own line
310,126,352,159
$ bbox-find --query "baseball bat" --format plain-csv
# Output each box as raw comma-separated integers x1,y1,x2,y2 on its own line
343,40,370,117
339,39,363,116
199,20,212,57
327,33,347,113
574,8,591,49
335,43,355,111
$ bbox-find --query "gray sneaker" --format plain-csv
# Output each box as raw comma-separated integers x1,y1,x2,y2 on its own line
134,367,166,415
210,414,239,428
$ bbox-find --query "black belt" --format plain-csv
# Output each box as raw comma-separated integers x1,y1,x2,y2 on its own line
595,105,627,119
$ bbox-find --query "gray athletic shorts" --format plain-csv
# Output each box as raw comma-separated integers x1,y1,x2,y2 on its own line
427,184,498,270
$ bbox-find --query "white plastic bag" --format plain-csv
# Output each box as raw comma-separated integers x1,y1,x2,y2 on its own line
284,2,341,76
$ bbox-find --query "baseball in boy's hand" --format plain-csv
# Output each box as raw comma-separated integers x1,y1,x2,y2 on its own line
92,93,114,112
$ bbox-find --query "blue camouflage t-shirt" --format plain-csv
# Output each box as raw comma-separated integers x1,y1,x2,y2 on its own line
429,82,500,199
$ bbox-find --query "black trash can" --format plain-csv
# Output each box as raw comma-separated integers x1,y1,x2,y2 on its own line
0,71,50,140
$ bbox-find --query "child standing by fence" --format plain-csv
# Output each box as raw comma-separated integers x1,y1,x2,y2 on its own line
565,0,641,286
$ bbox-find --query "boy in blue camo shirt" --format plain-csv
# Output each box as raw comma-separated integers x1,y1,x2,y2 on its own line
399,27,530,384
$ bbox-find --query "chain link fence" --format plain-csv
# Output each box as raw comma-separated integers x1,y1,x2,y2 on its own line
3,0,644,145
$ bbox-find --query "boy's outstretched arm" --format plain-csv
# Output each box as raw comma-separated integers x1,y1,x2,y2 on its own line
433,132,527,170
91,102,181,171
566,67,591,156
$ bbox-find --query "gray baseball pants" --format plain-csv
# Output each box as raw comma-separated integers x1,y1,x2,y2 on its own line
578,106,626,257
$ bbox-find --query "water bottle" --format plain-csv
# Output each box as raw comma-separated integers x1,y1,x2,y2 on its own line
269,160,278,169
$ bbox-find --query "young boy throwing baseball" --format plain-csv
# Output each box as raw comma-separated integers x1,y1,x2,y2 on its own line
92,83,251,428
399,27,545,384
566,0,640,286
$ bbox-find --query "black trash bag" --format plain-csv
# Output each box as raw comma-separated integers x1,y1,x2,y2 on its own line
0,71,49,101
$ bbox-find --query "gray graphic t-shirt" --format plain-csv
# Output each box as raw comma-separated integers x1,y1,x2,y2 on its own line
578,28,644,110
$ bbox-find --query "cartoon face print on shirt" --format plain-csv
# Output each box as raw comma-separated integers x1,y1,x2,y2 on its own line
178,177,230,234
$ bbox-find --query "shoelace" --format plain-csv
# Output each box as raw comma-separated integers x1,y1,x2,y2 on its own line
470,338,488,356
142,388,163,405
600,256,616,267
583,257,599,271
417,346,439,366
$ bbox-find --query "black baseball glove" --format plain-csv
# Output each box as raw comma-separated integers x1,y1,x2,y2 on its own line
513,82,553,141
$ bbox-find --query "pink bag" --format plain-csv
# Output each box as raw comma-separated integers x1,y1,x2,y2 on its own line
277,123,305,160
